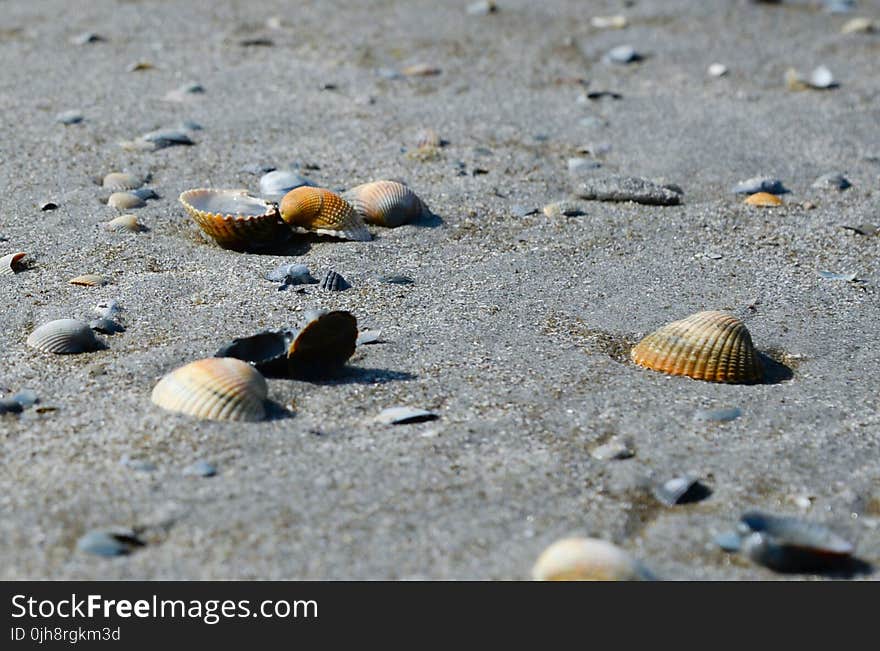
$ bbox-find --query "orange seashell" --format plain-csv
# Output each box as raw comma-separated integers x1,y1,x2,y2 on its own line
151,357,268,422
179,188,288,250
279,187,371,241
69,274,108,287
744,192,783,207
631,310,762,383
343,180,426,228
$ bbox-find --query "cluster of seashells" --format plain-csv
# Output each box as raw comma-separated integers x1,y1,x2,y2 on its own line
179,177,427,251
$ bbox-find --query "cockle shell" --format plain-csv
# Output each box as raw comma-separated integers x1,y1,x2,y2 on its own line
103,214,143,232
27,319,101,354
279,187,371,241
150,357,268,422
0,252,26,275
532,538,653,581
69,274,107,286
631,311,763,383
102,172,143,191
343,180,425,228
179,188,288,250
744,192,783,207
108,192,146,210
320,269,350,291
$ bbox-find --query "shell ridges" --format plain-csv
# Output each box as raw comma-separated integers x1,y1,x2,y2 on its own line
279,187,371,241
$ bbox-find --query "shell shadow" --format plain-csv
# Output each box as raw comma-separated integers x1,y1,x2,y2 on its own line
758,352,794,385
305,366,417,385
757,553,873,578
247,237,312,256
413,209,444,228
264,400,295,421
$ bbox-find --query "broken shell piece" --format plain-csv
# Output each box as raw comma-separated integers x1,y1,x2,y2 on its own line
27,319,101,354
179,188,288,250
744,192,782,206
151,357,268,422
0,252,26,275
532,538,652,581
591,15,627,29
375,406,438,425
102,172,144,191
631,311,763,383
108,192,146,210
343,180,426,228
103,214,143,233
279,187,371,241
69,274,107,287
652,475,711,506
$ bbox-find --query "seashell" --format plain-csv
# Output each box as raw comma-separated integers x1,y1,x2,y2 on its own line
69,274,107,287
183,460,217,477
631,310,763,383
532,538,653,581
708,63,728,78
737,511,855,572
179,188,288,250
108,192,146,210
732,176,786,195
590,437,634,460
76,528,143,557
320,269,350,292
378,274,414,285
215,329,294,378
40,201,58,211
89,318,125,334
811,173,850,191
591,15,627,29
279,187,371,241
151,357,268,422
259,170,316,201
343,180,425,228
102,172,143,191
841,17,874,34
603,45,640,64
818,270,857,281
356,329,383,345
140,128,194,147
652,475,711,506
103,213,143,233
55,110,84,125
466,0,497,16
127,61,154,72
693,407,742,423
744,192,783,206
401,63,441,76
375,406,438,425
70,32,103,45
265,263,316,285
0,252,26,275
809,66,836,89
94,300,122,319
415,128,442,149
27,319,101,354
287,310,358,377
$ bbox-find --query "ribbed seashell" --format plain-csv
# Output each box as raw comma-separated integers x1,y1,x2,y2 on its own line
415,128,441,149
102,172,143,191
744,192,783,207
532,538,653,581
108,192,146,210
279,187,371,241
343,181,425,228
631,311,763,383
179,188,288,250
319,269,350,291
150,357,268,422
287,310,358,377
27,319,101,354
103,214,143,232
0,252,26,275
69,274,107,287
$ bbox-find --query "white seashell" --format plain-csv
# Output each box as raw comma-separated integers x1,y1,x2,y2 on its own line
532,537,652,581
0,252,26,275
808,65,836,89
94,300,122,319
102,172,144,191
708,63,728,77
108,192,146,210
259,170,316,201
375,406,438,425
27,319,101,354
103,214,143,233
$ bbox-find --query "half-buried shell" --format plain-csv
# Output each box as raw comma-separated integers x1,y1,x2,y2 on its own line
531,537,653,581
27,319,101,354
744,192,783,207
150,357,268,422
103,214,144,233
343,180,426,228
179,188,288,250
631,310,762,383
279,187,371,241
102,172,144,192
0,252,26,275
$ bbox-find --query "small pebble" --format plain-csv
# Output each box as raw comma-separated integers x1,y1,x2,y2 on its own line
71,32,103,45
0,398,23,414
840,223,877,236
127,61,154,72
266,263,316,286
55,110,83,125
376,407,439,425
511,205,538,217
708,63,728,78
603,45,639,64
76,529,140,557
94,300,122,319
732,177,786,195
590,437,635,461
808,65,836,89
121,456,157,472
163,83,205,102
653,476,711,506
11,389,38,408
466,1,497,16
694,407,742,423
715,532,743,552
183,460,217,477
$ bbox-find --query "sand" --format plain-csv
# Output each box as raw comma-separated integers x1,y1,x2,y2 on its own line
0,0,878,580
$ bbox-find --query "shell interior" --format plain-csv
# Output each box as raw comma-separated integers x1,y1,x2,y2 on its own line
287,310,358,378
179,189,287,250
214,330,294,378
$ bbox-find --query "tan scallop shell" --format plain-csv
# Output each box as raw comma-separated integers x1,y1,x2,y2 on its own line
108,192,146,210
279,187,371,241
103,214,143,233
179,188,288,250
343,180,425,228
27,319,101,354
150,357,268,422
287,310,358,377
532,538,650,581
102,172,143,191
69,274,107,287
744,192,783,207
0,252,26,275
631,310,762,383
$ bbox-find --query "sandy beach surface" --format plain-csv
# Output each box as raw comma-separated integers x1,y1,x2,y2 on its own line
1,0,878,580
